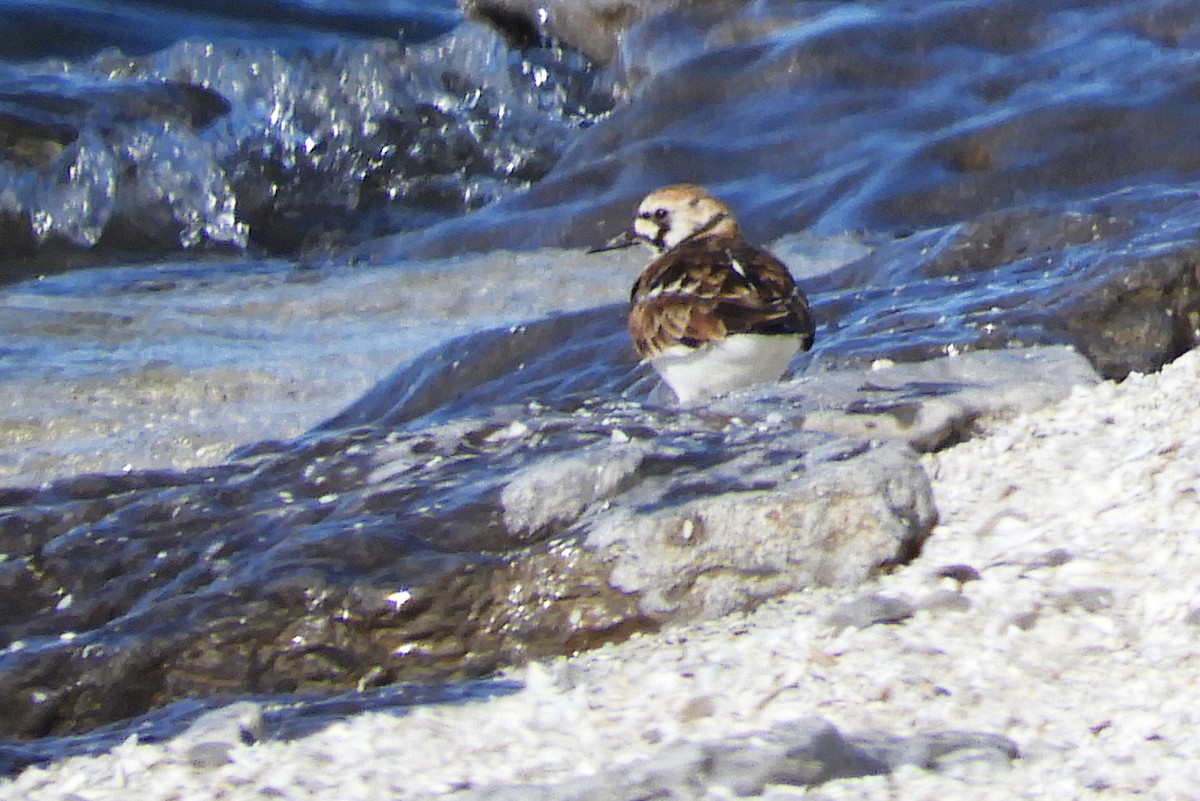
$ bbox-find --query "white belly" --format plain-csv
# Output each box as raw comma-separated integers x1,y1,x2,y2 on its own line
650,333,802,403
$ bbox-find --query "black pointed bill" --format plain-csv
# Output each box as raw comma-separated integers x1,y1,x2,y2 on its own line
587,228,640,254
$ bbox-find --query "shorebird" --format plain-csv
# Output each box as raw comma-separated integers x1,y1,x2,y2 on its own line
590,184,815,403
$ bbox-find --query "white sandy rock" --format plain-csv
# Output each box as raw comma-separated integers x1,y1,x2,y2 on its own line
585,438,935,618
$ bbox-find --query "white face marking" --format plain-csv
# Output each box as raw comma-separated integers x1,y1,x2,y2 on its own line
631,188,738,253
633,213,667,252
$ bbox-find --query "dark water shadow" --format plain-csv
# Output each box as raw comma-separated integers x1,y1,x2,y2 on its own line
0,676,520,777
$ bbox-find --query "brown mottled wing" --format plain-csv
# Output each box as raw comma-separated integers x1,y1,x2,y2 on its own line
629,237,815,359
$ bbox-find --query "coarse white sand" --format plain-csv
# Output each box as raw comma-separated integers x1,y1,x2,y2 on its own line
4,344,1198,800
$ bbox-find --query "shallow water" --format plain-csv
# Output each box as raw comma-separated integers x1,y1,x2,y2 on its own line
0,0,458,62
0,676,520,777
0,246,651,484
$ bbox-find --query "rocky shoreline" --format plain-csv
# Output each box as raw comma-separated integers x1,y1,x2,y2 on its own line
3,344,1197,798
0,229,1115,745
6,0,1200,794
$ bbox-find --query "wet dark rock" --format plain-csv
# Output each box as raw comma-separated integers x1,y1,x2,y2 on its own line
808,189,1200,379
0,368,935,739
462,0,672,63
0,75,241,281
0,79,229,167
0,110,76,169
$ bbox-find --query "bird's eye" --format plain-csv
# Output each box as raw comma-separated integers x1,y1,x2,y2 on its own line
653,208,668,221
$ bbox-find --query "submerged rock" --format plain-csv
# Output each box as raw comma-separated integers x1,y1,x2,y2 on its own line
0,383,934,739
809,188,1200,379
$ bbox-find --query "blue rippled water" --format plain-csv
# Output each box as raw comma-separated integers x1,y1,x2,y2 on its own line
0,0,610,281
0,0,459,60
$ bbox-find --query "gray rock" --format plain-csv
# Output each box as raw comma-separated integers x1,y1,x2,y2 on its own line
704,720,889,794
582,437,934,618
500,440,651,540
170,701,264,746
717,345,1100,451
165,701,264,768
452,718,888,800
461,0,668,63
824,593,916,630
916,589,972,614
450,718,1018,799
860,729,1020,772
1052,587,1116,614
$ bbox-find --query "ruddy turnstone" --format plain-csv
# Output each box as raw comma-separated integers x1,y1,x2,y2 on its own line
590,184,815,402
